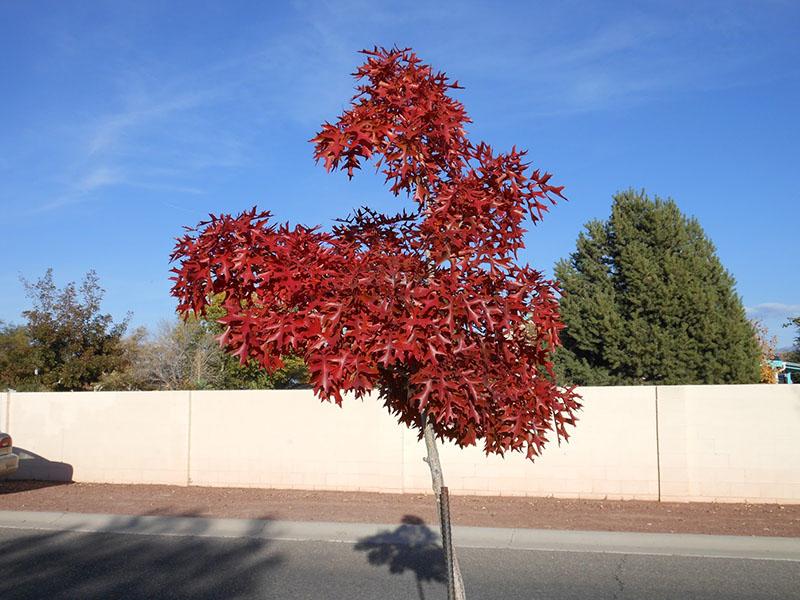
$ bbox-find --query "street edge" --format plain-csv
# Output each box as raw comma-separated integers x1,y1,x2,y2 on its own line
0,510,798,561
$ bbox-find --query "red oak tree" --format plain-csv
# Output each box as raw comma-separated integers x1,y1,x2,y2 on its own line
171,47,578,453
171,47,579,597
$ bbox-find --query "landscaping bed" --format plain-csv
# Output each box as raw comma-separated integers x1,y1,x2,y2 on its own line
1,480,798,537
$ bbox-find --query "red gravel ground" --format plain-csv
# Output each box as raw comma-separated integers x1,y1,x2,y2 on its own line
1,481,798,537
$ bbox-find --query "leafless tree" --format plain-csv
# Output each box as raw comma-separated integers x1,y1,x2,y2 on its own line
136,319,225,390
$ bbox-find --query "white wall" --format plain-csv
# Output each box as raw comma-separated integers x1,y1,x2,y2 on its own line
400,386,659,499
188,390,406,491
8,391,190,485
0,391,8,433
657,385,800,503
5,385,800,503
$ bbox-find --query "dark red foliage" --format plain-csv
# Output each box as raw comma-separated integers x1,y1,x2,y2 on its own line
171,47,580,458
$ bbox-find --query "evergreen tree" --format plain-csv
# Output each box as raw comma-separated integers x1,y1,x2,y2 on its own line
555,190,760,385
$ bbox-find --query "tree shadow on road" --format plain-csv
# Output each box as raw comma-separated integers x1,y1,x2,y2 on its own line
355,515,446,600
0,513,282,600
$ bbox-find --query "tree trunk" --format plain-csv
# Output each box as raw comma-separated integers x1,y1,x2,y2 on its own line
423,414,467,600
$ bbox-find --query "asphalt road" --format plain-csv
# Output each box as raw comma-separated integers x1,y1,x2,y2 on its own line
0,518,797,599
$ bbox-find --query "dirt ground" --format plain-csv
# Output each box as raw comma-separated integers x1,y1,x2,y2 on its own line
1,481,798,538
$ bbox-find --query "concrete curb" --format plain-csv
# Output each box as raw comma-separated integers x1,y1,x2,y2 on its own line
1,510,798,561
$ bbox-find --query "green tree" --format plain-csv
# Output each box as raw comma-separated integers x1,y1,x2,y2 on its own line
94,326,152,391
20,269,130,391
201,294,309,390
218,353,309,389
555,190,760,385
0,321,39,391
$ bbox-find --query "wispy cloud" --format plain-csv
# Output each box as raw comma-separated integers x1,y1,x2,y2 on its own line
87,89,219,155
413,3,793,118
746,303,800,320
30,164,204,216
31,71,245,214
76,166,125,192
31,6,364,216
29,166,126,214
17,0,798,215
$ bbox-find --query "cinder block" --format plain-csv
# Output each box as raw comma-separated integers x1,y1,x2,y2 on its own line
7,385,800,504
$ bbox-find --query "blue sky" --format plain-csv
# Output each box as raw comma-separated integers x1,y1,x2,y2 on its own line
1,1,799,346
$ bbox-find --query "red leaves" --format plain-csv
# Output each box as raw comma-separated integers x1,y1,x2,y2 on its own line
171,47,580,460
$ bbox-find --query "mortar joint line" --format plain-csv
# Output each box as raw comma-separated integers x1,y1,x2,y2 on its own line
187,391,193,486
655,386,662,503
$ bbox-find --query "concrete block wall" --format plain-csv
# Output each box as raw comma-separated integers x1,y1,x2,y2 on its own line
400,386,660,499
188,390,406,492
0,391,8,433
7,391,191,484
186,387,659,499
657,385,800,503
4,385,799,503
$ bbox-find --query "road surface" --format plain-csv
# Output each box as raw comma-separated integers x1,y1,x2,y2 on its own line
0,512,797,599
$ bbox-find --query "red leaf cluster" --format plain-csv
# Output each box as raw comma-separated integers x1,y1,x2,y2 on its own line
171,47,580,459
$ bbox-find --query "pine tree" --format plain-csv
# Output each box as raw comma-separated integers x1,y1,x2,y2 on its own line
555,190,760,385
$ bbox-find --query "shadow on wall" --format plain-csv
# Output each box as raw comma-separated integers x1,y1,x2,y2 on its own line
355,515,446,600
0,512,283,600
9,447,73,483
